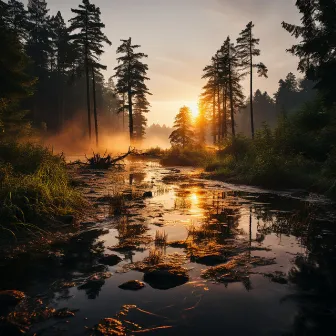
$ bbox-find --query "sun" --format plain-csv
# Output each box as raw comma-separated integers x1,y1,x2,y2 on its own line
188,101,199,119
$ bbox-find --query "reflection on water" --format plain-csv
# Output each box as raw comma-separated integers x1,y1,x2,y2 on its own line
0,161,336,335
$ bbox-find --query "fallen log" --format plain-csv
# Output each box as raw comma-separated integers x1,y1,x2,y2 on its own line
85,148,134,169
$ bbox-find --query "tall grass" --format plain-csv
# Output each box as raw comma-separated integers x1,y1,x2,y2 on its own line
161,146,216,167
0,142,84,236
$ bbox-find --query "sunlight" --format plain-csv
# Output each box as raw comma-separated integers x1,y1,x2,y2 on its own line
188,101,199,119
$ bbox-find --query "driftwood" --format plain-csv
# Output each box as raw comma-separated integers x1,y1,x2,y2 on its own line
85,148,134,169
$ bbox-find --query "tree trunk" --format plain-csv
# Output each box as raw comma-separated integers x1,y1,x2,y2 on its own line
228,61,235,138
212,88,216,145
217,82,221,144
222,83,228,139
249,29,255,139
122,93,125,132
128,90,133,145
84,13,91,141
92,66,99,147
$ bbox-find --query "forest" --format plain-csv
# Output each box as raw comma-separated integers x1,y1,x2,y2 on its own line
1,0,336,335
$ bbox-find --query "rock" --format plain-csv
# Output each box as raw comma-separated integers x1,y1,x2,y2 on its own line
118,280,145,291
0,290,25,307
99,254,122,266
143,264,189,290
78,272,112,291
167,241,188,248
143,191,153,198
193,254,226,266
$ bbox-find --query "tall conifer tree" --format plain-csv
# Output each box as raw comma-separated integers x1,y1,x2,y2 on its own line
114,38,151,145
69,0,111,145
237,22,268,139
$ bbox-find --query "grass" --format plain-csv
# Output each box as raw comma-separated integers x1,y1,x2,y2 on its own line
0,141,84,238
161,146,216,167
147,248,163,265
155,230,168,246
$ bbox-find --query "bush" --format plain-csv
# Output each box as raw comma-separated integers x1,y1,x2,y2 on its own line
0,142,84,236
161,146,216,167
205,99,336,196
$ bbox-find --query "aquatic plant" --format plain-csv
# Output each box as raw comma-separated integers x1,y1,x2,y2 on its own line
155,230,168,246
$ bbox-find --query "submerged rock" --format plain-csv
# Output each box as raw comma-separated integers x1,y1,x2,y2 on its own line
143,263,189,290
0,290,25,307
193,253,226,266
99,254,122,266
143,191,153,198
118,280,145,291
78,272,112,290
0,290,25,315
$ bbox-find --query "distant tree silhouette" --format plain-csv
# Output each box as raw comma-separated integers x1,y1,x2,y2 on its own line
26,0,52,123
237,21,268,139
133,94,150,143
169,106,194,148
282,0,336,105
114,38,151,145
202,37,244,145
0,4,35,137
69,0,111,145
220,37,245,138
202,55,220,144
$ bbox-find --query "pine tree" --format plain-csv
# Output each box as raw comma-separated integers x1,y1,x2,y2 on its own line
133,94,150,143
282,0,336,105
169,106,194,148
202,56,220,145
274,72,299,115
69,0,111,145
220,37,245,138
114,38,151,146
26,0,53,124
6,0,29,43
0,7,35,137
49,11,72,130
237,21,268,139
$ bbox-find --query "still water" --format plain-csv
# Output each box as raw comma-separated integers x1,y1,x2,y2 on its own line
1,160,335,335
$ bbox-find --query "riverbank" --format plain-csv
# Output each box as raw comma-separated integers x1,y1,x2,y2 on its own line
0,142,85,246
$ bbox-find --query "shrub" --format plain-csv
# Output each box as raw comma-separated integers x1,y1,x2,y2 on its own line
161,146,216,167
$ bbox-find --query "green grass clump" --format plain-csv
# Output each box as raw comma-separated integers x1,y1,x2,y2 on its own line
161,146,216,167
0,142,84,237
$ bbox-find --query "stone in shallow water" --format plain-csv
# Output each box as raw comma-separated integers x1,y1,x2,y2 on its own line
118,280,145,291
99,254,122,266
143,191,153,198
143,264,189,290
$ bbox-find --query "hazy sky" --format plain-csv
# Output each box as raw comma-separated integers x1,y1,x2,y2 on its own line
25,0,301,126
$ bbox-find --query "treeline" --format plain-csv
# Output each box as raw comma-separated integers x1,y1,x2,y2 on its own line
200,22,316,144
0,0,151,146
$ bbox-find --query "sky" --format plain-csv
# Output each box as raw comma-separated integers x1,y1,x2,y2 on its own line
25,0,302,126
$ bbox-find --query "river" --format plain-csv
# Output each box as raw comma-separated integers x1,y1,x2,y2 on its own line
1,159,335,335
